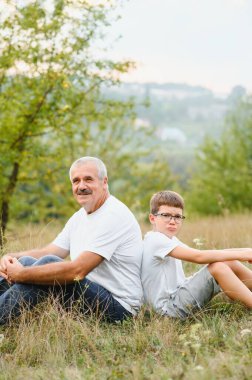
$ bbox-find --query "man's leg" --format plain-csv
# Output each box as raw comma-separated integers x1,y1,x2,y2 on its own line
67,278,132,323
0,255,63,325
0,256,37,295
0,277,10,296
208,262,252,308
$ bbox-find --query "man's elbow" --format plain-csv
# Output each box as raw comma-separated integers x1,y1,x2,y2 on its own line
69,263,88,282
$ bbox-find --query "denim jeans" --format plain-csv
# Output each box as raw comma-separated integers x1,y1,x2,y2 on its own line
0,255,132,324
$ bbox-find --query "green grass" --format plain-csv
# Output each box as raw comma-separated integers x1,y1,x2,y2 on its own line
0,300,251,379
0,214,252,379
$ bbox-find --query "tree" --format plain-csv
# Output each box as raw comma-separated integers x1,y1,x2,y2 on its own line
188,100,252,215
0,0,136,245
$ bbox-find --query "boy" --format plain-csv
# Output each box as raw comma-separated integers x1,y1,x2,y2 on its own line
141,190,252,318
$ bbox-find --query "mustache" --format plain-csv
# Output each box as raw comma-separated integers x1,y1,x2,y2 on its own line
77,189,92,195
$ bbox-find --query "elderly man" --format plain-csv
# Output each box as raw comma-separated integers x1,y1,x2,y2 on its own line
0,157,143,323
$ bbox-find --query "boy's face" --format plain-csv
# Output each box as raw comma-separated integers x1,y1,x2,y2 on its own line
149,205,184,238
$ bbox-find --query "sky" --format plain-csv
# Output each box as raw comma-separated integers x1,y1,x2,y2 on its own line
106,0,252,94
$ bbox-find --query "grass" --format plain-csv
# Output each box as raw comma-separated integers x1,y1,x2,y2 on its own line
0,214,252,379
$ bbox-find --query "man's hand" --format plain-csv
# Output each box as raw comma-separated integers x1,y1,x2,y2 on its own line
6,258,24,283
0,255,15,280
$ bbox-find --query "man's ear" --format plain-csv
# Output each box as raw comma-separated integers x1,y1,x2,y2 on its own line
103,176,108,188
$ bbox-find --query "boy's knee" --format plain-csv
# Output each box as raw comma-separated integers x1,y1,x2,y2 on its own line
208,262,230,276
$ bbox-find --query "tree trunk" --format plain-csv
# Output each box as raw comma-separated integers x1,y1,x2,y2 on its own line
0,162,19,248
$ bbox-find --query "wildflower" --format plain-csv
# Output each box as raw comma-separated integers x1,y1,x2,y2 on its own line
183,341,191,347
192,238,204,248
240,329,252,337
178,334,187,341
190,323,202,331
189,323,202,338
191,343,201,350
202,329,211,336
194,365,204,371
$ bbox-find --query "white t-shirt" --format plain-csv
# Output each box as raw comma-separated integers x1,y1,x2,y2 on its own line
53,195,143,314
141,231,187,313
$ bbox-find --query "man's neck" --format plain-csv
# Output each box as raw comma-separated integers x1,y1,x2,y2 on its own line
86,191,110,214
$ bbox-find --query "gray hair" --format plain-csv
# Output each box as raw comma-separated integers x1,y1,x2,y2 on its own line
69,156,107,181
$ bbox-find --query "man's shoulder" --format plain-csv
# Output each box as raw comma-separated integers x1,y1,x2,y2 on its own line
106,196,138,221
107,195,129,209
66,208,86,224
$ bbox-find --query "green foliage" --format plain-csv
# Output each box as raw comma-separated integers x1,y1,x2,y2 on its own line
111,158,178,221
1,0,172,232
188,100,252,215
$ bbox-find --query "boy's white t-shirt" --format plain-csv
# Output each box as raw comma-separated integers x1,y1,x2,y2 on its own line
53,196,143,314
141,231,187,313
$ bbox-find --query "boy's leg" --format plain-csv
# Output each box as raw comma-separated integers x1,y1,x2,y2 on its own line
208,262,252,308
222,260,252,290
164,266,221,319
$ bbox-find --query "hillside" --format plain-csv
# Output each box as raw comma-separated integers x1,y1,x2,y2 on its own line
104,82,246,185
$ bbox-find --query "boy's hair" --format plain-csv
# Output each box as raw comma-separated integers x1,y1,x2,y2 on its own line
150,190,184,214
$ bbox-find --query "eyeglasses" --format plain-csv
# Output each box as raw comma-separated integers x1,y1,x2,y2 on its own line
153,213,185,224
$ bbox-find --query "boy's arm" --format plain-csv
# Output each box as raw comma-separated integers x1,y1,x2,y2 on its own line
169,246,252,264
224,248,251,252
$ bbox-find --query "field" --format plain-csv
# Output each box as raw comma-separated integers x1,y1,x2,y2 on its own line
0,214,252,380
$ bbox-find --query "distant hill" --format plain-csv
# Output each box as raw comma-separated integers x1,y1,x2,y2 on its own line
103,82,247,185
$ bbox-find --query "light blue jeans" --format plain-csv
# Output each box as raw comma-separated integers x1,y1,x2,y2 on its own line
0,255,132,324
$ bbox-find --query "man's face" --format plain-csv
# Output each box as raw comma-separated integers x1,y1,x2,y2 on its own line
149,205,184,238
71,163,108,213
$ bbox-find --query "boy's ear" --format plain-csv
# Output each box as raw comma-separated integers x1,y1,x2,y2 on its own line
149,213,155,224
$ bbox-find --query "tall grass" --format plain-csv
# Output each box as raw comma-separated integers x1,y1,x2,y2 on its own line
0,214,252,380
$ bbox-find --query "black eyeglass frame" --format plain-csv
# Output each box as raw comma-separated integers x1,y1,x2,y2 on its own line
153,213,186,224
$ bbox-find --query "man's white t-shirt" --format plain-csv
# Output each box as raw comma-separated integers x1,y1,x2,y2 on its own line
141,231,187,314
53,195,143,314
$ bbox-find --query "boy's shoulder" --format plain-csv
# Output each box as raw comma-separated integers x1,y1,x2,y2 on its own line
144,231,183,250
143,231,184,260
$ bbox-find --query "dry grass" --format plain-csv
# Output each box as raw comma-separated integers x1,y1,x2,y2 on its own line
3,221,62,253
0,214,252,379
179,213,252,249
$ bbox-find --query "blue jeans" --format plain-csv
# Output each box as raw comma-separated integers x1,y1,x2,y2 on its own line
0,255,132,324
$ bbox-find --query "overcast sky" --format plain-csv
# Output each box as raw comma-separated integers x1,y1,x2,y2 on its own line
107,0,252,94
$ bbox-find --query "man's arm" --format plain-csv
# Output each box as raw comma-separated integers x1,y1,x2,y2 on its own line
5,251,104,285
0,244,69,279
169,246,252,264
